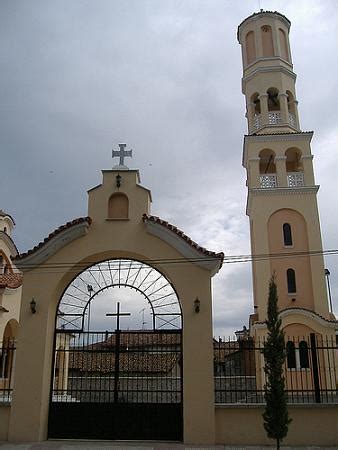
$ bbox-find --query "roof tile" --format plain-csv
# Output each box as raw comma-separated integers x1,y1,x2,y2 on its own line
143,214,224,260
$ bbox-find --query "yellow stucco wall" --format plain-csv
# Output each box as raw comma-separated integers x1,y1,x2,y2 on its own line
215,405,338,446
7,170,220,444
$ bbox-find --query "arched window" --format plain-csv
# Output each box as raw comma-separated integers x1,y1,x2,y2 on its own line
283,223,293,246
286,91,295,114
3,227,7,234
108,193,129,219
251,93,261,115
279,28,289,62
286,341,296,369
267,88,280,111
245,31,256,65
0,320,18,380
299,341,309,369
285,148,302,172
261,25,274,57
287,268,297,294
259,149,276,174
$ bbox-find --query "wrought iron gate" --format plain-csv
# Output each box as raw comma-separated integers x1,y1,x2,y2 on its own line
48,329,183,440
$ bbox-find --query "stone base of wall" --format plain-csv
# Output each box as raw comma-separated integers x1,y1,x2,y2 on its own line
0,405,10,441
215,404,338,447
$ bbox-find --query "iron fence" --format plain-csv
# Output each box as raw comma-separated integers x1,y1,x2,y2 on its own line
0,337,16,403
214,334,338,404
51,329,182,404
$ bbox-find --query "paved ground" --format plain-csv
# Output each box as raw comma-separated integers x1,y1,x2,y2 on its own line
0,442,337,450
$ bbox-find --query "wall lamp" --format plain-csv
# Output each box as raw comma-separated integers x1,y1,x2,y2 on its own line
30,298,37,314
325,268,333,313
194,297,200,313
116,174,122,188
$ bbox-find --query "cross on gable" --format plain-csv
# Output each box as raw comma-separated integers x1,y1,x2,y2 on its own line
112,143,133,169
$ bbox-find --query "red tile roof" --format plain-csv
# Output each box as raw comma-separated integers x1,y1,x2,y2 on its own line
67,351,179,374
246,131,313,137
143,214,224,261
14,217,92,260
0,272,23,289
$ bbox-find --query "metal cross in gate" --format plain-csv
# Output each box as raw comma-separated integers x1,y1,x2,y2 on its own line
106,302,131,403
112,143,133,168
106,301,131,332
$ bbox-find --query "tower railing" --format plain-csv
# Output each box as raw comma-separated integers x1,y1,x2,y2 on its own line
288,111,296,127
259,174,277,188
287,172,304,187
268,111,282,124
250,111,297,133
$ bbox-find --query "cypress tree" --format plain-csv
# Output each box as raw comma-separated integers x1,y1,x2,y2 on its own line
263,274,291,449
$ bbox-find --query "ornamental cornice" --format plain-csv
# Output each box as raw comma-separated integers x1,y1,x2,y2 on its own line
247,157,260,162
242,65,296,87
244,132,313,143
279,308,338,328
246,185,320,214
237,12,291,43
252,308,337,330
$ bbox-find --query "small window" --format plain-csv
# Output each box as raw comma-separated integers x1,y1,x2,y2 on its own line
245,31,256,65
259,149,276,174
3,227,7,234
287,268,296,293
283,223,293,246
108,193,129,219
267,87,280,111
286,341,296,369
261,25,274,57
299,341,309,369
279,28,289,61
251,93,261,115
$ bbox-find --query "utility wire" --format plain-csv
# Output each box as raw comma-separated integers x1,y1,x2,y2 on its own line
14,248,338,274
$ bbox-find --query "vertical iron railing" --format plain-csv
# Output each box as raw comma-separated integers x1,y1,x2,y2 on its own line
214,335,338,404
0,337,16,403
52,330,182,404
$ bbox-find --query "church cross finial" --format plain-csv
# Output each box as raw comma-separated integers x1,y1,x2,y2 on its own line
112,143,133,169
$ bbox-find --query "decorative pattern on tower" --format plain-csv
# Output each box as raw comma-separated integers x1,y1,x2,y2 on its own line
238,11,335,333
238,10,300,135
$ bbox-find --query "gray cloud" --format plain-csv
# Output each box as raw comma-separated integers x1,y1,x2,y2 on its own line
1,0,337,336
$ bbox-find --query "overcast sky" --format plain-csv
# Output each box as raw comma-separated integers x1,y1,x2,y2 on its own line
1,0,337,336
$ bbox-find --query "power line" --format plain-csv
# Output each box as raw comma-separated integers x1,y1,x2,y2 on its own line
14,248,338,273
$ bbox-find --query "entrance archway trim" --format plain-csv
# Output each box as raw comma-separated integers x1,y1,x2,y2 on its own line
14,217,92,268
56,258,182,331
143,214,224,275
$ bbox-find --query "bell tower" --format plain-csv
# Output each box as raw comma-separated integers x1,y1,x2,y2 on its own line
237,11,336,336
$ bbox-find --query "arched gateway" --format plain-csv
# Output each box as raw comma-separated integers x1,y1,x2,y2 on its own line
49,258,183,440
9,150,223,444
